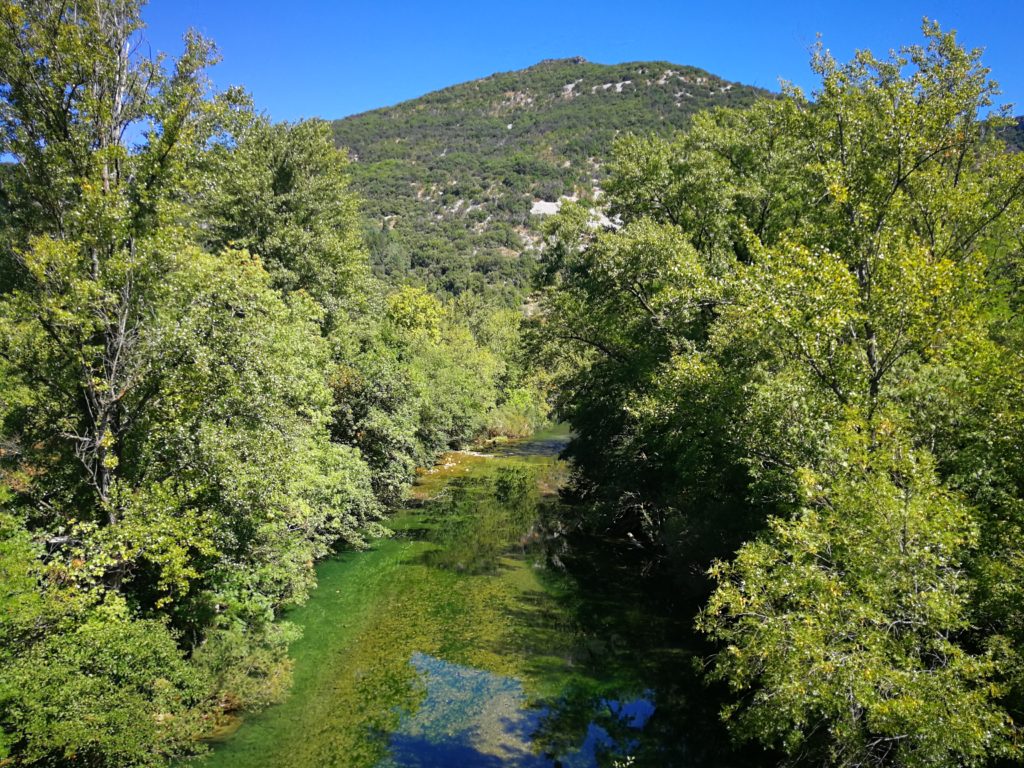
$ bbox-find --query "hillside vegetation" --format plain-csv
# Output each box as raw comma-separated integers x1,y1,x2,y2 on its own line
1001,115,1024,151
331,58,769,302
4,3,1024,767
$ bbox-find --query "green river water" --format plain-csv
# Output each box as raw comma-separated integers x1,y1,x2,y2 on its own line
193,428,721,768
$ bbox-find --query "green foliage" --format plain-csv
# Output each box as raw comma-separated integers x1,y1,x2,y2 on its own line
327,285,530,507
0,2,393,764
199,117,370,323
0,1,550,764
0,512,205,765
1,598,206,767
700,435,1014,767
193,108,551,506
538,20,1024,766
332,58,769,303
385,285,445,339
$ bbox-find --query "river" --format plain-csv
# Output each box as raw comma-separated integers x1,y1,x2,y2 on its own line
194,427,733,767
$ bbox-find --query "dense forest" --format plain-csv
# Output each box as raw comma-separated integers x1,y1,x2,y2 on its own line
0,2,545,764
1,2,1024,767
536,21,1024,768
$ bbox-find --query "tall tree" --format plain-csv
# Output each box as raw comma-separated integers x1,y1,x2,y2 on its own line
0,3,380,764
199,117,370,324
538,21,1024,765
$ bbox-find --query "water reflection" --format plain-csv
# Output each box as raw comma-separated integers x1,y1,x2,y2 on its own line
379,653,655,768
490,425,572,460
417,467,540,574
193,429,750,768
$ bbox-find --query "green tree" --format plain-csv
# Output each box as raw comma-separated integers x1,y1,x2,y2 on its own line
699,433,1016,767
200,117,370,323
0,2,380,763
538,21,1024,765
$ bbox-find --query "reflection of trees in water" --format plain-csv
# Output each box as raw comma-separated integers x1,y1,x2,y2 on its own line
382,653,552,768
419,467,542,574
393,451,777,767
517,534,780,768
495,466,534,504
204,440,777,767
384,653,663,768
493,435,572,459
527,685,653,767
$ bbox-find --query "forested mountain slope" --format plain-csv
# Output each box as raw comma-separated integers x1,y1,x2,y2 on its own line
331,58,769,302
1002,115,1024,152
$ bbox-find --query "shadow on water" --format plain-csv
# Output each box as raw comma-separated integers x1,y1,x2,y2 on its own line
515,528,782,768
492,436,571,459
193,427,776,768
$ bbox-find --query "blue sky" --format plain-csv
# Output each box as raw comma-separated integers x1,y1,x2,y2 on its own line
142,1,1023,121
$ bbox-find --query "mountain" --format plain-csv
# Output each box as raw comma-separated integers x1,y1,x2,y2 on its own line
331,58,770,304
1001,116,1024,153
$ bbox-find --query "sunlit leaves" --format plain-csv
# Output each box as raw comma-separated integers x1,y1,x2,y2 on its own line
540,19,1024,767
700,439,1015,767
199,118,370,324
0,3,387,764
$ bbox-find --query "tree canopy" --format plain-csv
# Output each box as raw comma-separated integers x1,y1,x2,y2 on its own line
537,21,1024,766
0,2,548,764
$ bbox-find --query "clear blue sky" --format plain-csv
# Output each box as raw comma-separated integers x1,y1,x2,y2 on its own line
142,1,1024,121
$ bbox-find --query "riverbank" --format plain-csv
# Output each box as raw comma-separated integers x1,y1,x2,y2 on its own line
192,428,716,767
